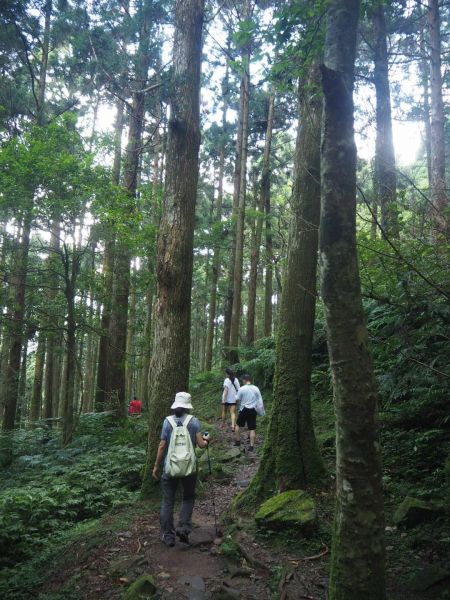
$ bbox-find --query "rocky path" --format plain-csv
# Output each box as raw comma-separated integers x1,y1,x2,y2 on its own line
42,420,329,600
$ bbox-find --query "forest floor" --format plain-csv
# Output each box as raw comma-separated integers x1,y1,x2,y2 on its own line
31,417,446,600
1,370,448,599
38,423,329,600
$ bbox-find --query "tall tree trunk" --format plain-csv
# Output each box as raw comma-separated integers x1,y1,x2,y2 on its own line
125,270,137,401
106,3,152,419
247,90,275,345
419,25,432,188
16,338,28,426
242,64,324,503
373,4,399,238
320,1,386,597
36,0,52,125
141,0,204,498
43,218,61,422
62,245,78,445
2,215,31,430
30,331,46,423
223,45,246,360
427,0,448,235
95,100,124,411
205,59,229,370
263,185,273,337
229,11,251,362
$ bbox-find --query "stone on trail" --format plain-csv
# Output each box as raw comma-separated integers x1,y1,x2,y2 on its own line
123,574,158,599
255,490,316,534
393,496,441,527
178,575,207,600
189,526,216,547
221,448,241,462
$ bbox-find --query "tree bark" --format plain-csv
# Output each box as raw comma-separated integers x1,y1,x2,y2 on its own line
419,25,432,188
30,331,46,423
320,1,386,598
427,0,448,235
62,244,79,445
247,90,275,345
36,0,52,125
43,218,61,422
2,215,31,430
373,4,399,238
141,0,204,498
106,4,152,419
242,65,324,502
125,270,137,401
223,44,246,360
205,68,229,370
229,12,251,362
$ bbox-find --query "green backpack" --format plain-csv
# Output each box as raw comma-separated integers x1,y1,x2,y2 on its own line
165,415,197,477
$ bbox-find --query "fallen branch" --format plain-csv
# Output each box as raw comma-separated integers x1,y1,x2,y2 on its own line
300,544,329,561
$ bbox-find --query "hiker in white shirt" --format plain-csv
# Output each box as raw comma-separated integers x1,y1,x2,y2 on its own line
221,367,240,431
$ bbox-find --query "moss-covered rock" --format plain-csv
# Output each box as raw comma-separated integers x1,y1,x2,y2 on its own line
123,574,158,599
393,496,441,528
255,490,316,534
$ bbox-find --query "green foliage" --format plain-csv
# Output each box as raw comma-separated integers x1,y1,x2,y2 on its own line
0,413,147,568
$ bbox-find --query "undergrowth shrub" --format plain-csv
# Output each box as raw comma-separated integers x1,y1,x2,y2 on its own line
0,413,146,568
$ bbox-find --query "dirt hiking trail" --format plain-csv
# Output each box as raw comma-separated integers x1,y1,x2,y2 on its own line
41,421,328,600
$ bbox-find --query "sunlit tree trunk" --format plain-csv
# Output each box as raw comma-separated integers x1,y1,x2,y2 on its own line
141,0,204,498
373,4,399,238
320,1,386,597
243,64,324,502
427,0,448,235
419,25,432,188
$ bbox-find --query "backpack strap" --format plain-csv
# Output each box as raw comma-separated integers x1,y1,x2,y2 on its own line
167,414,193,429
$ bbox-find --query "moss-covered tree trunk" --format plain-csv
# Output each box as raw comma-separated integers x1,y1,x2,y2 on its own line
373,4,399,238
141,0,204,498
241,63,325,503
320,1,386,598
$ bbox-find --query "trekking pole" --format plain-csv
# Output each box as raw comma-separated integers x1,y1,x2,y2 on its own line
205,442,219,537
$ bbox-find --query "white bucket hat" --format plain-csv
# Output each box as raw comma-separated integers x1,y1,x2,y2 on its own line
170,391,193,410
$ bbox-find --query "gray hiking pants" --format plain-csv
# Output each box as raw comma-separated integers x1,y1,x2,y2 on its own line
160,473,197,536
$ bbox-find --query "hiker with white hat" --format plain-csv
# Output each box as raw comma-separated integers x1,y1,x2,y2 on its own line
152,391,210,547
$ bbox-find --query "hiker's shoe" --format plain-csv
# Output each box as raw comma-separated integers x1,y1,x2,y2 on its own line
162,533,175,547
176,528,190,544
233,440,241,447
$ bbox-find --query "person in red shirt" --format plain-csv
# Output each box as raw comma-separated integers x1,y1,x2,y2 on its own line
128,396,143,415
